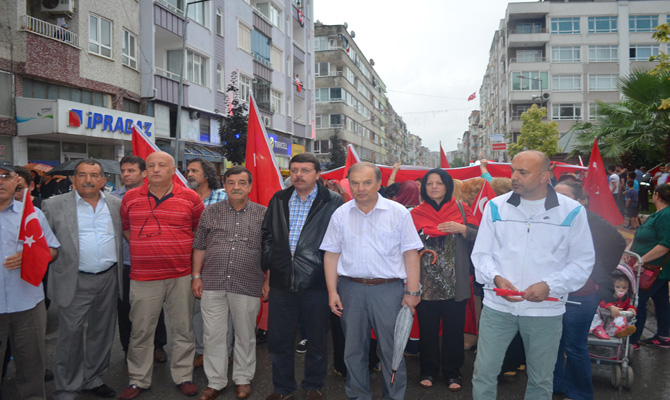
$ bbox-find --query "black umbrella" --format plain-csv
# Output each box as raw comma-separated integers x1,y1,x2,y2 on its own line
47,159,121,176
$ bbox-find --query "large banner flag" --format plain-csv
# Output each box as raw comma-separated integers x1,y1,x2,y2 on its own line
245,92,285,206
343,144,361,179
583,138,624,226
471,180,498,224
131,123,188,187
440,142,451,169
18,190,52,286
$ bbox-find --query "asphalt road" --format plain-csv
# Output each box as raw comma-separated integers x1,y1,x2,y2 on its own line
1,299,669,400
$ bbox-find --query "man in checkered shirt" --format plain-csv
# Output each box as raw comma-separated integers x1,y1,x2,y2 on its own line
261,153,344,400
191,166,266,400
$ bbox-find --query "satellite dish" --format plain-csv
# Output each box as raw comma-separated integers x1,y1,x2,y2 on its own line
316,20,321,24
343,22,348,29
351,31,356,38
370,59,375,66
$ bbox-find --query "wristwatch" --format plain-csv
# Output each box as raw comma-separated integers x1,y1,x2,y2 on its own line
192,274,201,279
404,289,421,296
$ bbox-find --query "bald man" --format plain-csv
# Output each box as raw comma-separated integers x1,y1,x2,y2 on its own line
119,152,205,400
470,151,595,400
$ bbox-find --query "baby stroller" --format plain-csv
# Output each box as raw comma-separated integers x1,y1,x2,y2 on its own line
587,250,642,390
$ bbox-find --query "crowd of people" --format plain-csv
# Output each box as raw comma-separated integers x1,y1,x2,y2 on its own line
0,151,669,400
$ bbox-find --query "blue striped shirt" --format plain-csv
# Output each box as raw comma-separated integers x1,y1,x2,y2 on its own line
204,188,228,207
288,185,318,254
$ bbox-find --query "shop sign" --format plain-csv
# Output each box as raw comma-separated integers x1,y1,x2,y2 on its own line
292,144,305,157
492,143,507,151
268,134,291,156
68,108,152,136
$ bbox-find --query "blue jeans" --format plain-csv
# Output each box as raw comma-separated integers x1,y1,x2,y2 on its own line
553,293,600,400
268,288,329,394
631,278,670,343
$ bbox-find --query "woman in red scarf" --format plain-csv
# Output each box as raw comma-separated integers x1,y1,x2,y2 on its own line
411,169,479,392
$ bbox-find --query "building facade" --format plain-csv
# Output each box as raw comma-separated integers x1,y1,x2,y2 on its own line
478,0,670,161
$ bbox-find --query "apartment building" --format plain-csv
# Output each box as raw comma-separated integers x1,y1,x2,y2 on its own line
478,0,670,161
1,0,149,175
140,0,314,170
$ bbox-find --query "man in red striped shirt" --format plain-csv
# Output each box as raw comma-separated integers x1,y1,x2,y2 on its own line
119,151,205,400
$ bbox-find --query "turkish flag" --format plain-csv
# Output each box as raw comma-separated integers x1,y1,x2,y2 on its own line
471,179,497,224
131,123,188,187
583,138,624,225
467,92,476,101
245,92,285,206
342,144,361,179
440,143,450,169
18,191,52,286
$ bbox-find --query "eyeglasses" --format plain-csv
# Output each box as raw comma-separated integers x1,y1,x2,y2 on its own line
0,173,14,181
289,168,314,175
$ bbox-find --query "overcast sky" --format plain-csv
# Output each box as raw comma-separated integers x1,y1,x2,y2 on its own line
314,0,536,156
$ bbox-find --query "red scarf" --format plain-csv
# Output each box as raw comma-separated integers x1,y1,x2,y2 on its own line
411,199,478,237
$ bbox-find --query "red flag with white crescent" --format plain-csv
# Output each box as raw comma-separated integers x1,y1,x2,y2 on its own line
440,143,450,169
583,138,624,225
472,180,497,224
18,190,52,286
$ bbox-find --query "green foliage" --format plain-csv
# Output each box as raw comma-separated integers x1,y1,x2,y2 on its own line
569,70,670,162
219,71,248,165
450,156,467,168
329,132,346,168
507,104,560,159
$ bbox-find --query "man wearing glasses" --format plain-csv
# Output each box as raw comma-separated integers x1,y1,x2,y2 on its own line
43,159,124,399
191,166,266,400
0,161,59,400
261,153,344,400
119,151,204,400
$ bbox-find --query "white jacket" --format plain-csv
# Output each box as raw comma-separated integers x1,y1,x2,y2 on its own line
472,185,595,317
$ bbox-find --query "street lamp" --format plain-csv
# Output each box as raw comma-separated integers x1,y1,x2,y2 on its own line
175,0,210,170
517,74,547,106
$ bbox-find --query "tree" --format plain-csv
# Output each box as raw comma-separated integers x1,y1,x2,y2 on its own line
450,156,466,168
507,104,560,159
329,131,346,168
219,71,248,164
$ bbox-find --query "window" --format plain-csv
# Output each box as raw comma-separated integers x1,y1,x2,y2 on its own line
271,89,282,114
330,88,343,101
346,68,355,85
200,116,210,142
589,74,617,91
270,4,281,29
315,62,330,77
186,51,207,86
630,45,660,61
251,30,271,64
0,71,11,117
552,75,582,92
271,46,283,73
516,49,543,62
187,1,207,26
314,37,327,51
238,23,251,53
330,114,343,127
588,16,617,33
629,15,658,32
551,17,580,34
314,139,329,153
89,15,112,57
589,103,603,120
512,104,533,120
588,45,618,62
315,88,328,102
515,23,543,33
552,46,581,63
552,104,582,120
22,78,110,108
238,74,251,103
511,71,548,91
315,115,323,128
216,64,224,92
216,8,223,36
122,29,137,69
165,0,184,13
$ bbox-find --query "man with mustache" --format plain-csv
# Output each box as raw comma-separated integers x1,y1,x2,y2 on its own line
43,159,124,399
185,158,227,368
191,166,266,400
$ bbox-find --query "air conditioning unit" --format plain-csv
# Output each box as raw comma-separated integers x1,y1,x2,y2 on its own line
189,111,201,120
263,116,271,127
42,0,74,14
542,92,550,100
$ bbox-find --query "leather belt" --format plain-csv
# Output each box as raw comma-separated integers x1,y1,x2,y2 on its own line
79,263,117,275
342,276,401,286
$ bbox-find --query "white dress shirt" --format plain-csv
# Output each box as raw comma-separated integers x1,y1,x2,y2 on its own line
76,191,117,273
320,194,423,279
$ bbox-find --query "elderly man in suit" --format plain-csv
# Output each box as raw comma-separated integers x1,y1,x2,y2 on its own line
43,159,124,400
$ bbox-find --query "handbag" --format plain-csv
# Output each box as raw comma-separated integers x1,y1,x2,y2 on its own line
628,246,670,291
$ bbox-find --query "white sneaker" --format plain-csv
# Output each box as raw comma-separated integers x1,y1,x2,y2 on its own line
296,339,308,354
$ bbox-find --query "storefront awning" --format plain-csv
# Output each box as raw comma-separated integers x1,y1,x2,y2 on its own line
184,142,224,163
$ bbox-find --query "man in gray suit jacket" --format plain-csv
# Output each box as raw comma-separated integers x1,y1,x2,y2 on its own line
43,159,124,400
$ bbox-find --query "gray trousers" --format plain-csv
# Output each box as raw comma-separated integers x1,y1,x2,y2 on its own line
0,300,47,400
53,268,118,400
339,278,406,400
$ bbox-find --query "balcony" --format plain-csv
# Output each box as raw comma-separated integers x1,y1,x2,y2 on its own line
19,15,79,48
154,72,189,105
252,8,272,36
293,121,306,137
507,28,549,48
294,83,305,99
509,57,546,63
293,43,305,63
154,1,185,36
156,0,184,16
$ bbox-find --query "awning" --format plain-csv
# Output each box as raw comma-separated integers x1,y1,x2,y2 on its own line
184,142,225,163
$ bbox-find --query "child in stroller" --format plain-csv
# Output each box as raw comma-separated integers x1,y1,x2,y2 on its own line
590,265,638,339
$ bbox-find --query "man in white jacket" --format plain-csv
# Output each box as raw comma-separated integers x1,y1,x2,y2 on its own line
471,150,595,400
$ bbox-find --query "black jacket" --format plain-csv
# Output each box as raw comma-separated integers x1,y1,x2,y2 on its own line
261,182,344,291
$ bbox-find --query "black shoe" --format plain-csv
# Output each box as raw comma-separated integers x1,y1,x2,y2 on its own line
44,368,54,382
256,329,268,345
84,384,116,398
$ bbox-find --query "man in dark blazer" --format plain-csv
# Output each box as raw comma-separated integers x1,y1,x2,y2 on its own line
43,159,124,400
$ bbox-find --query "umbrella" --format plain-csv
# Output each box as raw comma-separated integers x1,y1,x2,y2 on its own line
390,305,413,386
24,163,53,173
47,159,121,176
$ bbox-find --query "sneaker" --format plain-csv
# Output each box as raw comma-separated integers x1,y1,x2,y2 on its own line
296,339,308,354
256,329,268,345
615,325,637,338
642,335,670,348
632,342,641,350
591,325,610,340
